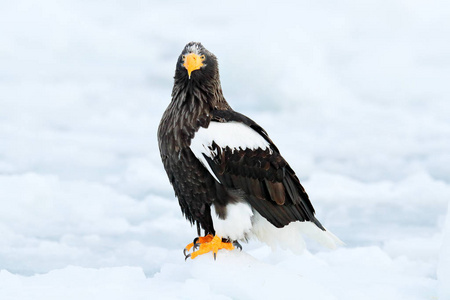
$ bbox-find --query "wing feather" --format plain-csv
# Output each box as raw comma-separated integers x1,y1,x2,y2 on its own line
190,110,324,230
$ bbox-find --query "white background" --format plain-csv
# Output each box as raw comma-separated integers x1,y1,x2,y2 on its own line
1,1,449,299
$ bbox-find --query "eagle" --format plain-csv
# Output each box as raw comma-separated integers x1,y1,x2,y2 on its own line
158,42,342,260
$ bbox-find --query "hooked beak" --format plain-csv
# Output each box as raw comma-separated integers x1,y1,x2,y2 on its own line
183,53,204,79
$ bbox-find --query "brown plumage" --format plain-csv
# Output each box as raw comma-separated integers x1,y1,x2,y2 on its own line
158,42,339,257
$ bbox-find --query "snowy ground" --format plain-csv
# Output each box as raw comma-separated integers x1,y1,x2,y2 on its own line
1,1,450,299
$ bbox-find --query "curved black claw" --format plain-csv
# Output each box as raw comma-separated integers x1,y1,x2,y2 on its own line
192,237,200,251
213,252,217,261
233,241,242,251
183,247,189,257
185,253,191,261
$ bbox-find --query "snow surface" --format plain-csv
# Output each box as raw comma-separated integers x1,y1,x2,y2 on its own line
1,0,450,299
438,201,450,299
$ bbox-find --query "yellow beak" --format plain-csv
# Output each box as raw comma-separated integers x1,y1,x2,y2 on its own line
183,53,204,79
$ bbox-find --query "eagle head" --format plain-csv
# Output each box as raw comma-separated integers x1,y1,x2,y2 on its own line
175,42,219,82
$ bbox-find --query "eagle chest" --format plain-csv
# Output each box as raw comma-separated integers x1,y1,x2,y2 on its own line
159,112,217,208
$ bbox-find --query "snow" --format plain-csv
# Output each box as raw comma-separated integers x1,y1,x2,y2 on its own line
438,202,450,299
1,0,449,299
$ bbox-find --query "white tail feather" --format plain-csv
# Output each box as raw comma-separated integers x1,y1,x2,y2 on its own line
250,211,343,253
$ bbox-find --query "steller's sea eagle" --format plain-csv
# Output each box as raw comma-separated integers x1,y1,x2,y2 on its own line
158,42,342,260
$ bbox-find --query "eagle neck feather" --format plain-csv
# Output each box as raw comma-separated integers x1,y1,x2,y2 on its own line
159,80,230,154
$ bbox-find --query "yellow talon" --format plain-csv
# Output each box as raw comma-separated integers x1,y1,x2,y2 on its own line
183,234,214,256
186,235,234,260
194,234,214,245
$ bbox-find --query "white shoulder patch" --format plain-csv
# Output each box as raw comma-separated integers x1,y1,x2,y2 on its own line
189,121,271,182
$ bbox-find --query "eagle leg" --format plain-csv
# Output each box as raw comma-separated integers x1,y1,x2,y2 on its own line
183,234,214,257
193,234,214,250
186,235,234,260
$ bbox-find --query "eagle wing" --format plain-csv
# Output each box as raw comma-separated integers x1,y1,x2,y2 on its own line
189,109,324,230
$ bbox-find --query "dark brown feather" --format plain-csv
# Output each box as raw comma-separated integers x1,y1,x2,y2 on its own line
265,180,286,205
